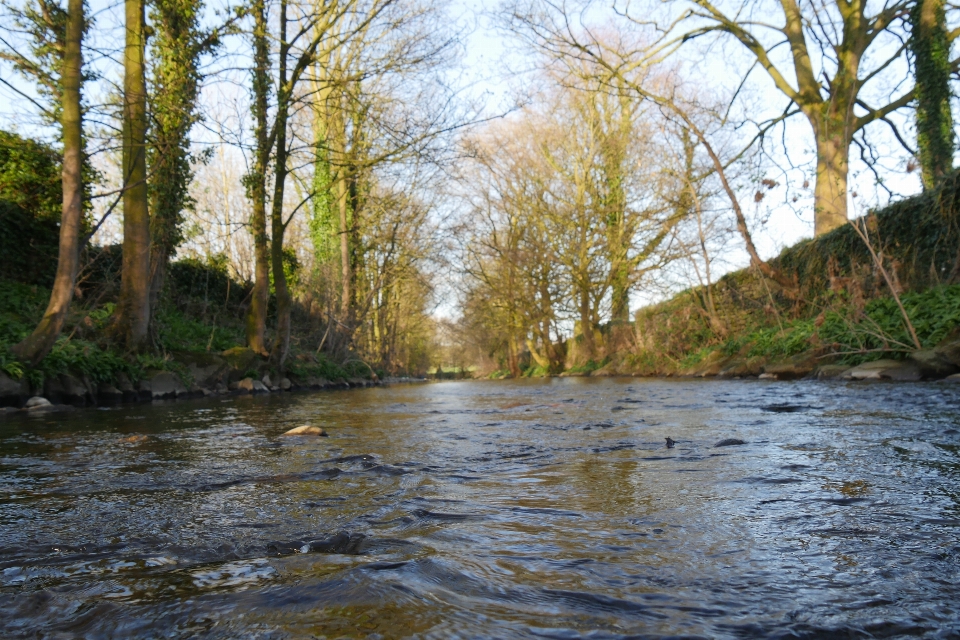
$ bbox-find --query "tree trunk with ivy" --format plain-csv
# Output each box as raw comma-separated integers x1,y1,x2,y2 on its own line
909,0,955,189
244,0,271,355
12,0,85,365
147,0,206,319
114,0,152,350
269,0,293,368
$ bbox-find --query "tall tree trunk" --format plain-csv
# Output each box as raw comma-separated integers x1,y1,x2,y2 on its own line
115,0,151,349
245,0,270,355
338,169,352,319
12,0,84,365
269,0,292,368
812,113,852,236
147,0,205,323
910,0,955,189
579,289,594,360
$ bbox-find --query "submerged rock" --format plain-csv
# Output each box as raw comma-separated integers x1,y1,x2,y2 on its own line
300,531,365,555
714,438,747,447
283,425,328,436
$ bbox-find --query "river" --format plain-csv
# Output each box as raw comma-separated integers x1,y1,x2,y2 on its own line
1,377,959,638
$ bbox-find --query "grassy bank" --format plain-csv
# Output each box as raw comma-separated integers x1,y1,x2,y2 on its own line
0,253,377,405
502,173,960,380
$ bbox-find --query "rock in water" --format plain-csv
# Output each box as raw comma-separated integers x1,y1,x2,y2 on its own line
283,425,328,436
25,396,52,408
714,438,747,447
665,437,676,448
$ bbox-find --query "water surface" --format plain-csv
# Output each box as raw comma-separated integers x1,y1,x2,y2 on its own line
1,378,959,638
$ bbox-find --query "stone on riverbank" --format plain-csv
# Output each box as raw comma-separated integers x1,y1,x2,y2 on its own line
148,371,188,399
814,364,849,379
0,371,24,407
44,373,90,406
908,350,959,379
283,425,327,436
718,357,766,378
237,377,269,394
841,359,921,381
25,396,51,408
97,383,123,406
761,354,818,380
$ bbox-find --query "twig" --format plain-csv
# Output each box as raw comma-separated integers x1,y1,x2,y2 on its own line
849,216,922,350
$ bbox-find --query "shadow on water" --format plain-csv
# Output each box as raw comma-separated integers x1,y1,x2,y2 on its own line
2,377,960,638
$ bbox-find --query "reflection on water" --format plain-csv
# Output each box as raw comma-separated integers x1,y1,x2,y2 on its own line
1,377,960,637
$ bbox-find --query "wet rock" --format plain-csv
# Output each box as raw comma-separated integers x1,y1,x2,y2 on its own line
177,353,229,388
762,354,818,380
149,371,188,399
934,337,960,367
300,531,365,555
842,359,920,381
718,357,766,378
116,373,140,403
267,531,365,556
681,350,729,378
97,383,123,406
25,396,72,413
280,377,292,391
0,371,24,407
814,364,849,380
45,373,89,406
907,350,958,379
714,438,747,447
304,376,331,389
25,396,51,408
284,425,327,436
237,377,269,394
665,437,676,448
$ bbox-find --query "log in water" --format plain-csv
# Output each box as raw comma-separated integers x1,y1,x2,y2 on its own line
1,377,959,637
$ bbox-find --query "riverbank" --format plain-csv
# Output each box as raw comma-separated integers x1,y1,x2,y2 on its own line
0,255,400,411
516,173,960,383
0,356,426,414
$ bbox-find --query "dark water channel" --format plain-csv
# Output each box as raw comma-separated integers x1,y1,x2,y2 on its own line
2,378,960,638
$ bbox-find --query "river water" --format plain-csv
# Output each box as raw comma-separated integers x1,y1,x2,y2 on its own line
1,378,959,638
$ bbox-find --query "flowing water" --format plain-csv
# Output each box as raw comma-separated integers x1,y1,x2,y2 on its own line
1,377,959,638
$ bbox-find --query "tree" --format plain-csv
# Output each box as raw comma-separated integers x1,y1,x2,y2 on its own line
114,0,151,349
5,0,86,364
148,0,216,318
243,0,271,355
679,0,924,235
909,0,955,188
